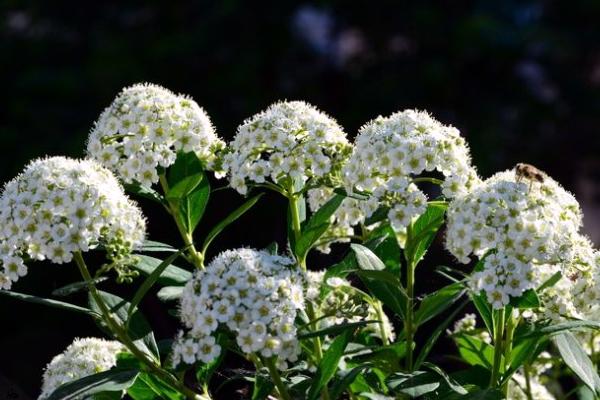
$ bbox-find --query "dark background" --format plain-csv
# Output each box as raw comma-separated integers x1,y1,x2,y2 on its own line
1,1,600,398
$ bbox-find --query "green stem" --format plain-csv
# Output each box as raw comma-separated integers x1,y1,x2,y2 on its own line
405,257,415,371
288,193,305,270
73,252,204,400
489,308,505,388
404,223,416,372
159,174,204,269
502,312,516,397
523,362,534,400
287,192,329,400
264,357,293,400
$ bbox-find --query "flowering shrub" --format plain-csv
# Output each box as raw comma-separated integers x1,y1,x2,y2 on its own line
2,83,600,400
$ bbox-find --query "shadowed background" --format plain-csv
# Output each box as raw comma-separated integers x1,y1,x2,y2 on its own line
1,1,599,397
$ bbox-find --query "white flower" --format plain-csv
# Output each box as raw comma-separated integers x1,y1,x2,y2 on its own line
447,313,492,344
87,83,225,186
174,248,304,368
340,109,480,233
223,101,351,194
0,157,146,288
39,337,124,400
509,372,555,400
446,169,583,307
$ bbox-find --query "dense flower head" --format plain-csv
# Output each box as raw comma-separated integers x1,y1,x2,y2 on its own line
87,83,225,187
223,101,351,195
306,271,395,342
447,313,491,344
173,248,304,369
341,109,480,233
446,169,582,308
536,235,600,322
0,157,146,289
39,337,123,400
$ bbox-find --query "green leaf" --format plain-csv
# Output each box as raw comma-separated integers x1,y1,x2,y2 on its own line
298,320,378,340
46,369,139,400
0,290,99,317
438,388,503,400
124,182,165,204
351,244,386,271
414,300,469,370
329,365,372,400
405,202,447,265
139,240,177,253
414,282,465,326
167,151,204,190
520,320,600,339
201,193,264,255
453,334,497,370
157,286,184,302
89,291,159,362
307,329,352,400
166,152,210,232
128,251,183,318
357,269,407,320
553,332,600,393
471,291,493,334
366,224,402,275
422,363,467,395
52,277,108,297
129,373,184,400
537,271,562,292
295,194,345,261
387,371,440,397
252,374,275,400
132,255,192,286
509,288,540,309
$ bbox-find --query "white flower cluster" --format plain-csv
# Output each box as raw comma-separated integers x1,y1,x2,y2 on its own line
306,271,395,342
446,169,582,308
173,248,304,369
87,83,225,187
223,101,351,195
447,313,491,344
0,157,146,289
39,337,123,400
342,110,480,233
536,235,600,321
509,373,555,400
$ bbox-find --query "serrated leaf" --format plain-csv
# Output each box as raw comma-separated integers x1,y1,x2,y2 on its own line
46,369,139,400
